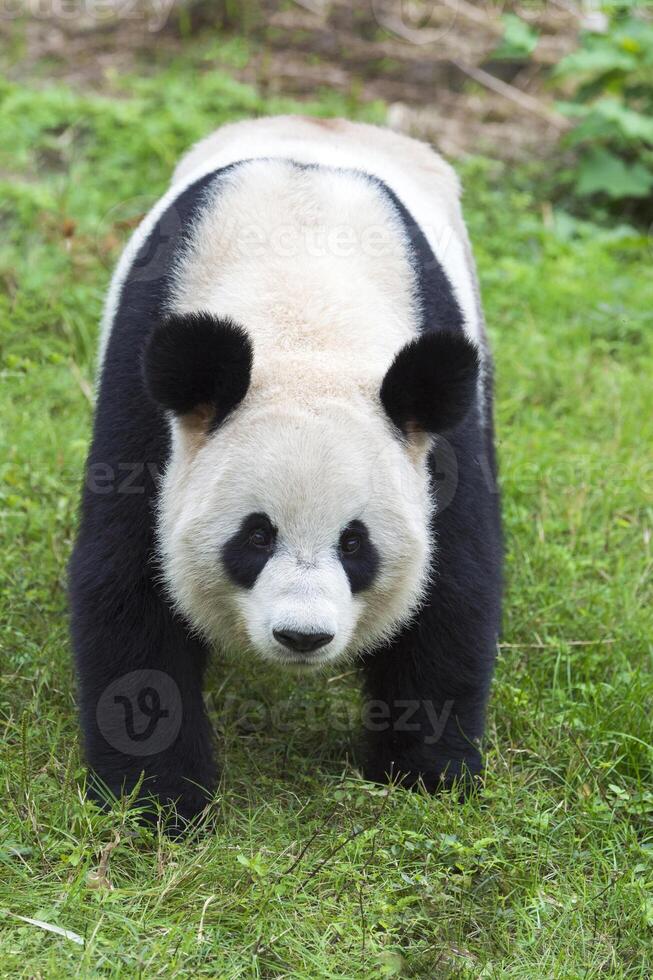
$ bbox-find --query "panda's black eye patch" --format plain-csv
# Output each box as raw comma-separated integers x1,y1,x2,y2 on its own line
248,525,275,550
337,520,379,594
222,512,277,589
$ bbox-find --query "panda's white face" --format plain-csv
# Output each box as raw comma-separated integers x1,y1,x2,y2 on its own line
156,396,433,668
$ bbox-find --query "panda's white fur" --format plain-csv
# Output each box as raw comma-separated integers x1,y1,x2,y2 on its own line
160,392,433,667
99,116,484,367
99,116,483,668
159,158,434,665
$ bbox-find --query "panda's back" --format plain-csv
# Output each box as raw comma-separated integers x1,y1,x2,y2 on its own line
171,117,482,336
99,117,483,388
170,158,426,391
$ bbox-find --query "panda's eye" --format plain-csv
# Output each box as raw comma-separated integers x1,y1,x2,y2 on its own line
337,520,379,594
248,526,274,550
339,529,362,556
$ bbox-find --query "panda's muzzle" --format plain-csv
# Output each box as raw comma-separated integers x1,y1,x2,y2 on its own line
273,629,334,653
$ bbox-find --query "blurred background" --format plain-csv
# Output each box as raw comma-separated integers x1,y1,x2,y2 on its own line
2,1,652,225
1,5,652,975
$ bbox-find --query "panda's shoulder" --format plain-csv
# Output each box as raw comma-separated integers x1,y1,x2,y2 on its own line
98,163,238,369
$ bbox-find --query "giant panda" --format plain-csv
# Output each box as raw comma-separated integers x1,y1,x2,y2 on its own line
70,116,502,823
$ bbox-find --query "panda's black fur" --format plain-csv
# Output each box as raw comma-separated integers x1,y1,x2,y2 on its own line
70,158,502,824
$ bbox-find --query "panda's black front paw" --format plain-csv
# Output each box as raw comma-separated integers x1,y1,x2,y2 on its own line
362,743,483,796
146,778,215,828
87,772,215,832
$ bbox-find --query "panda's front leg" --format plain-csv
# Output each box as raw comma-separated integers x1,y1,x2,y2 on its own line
360,558,500,794
70,533,217,825
360,625,494,793
366,325,501,793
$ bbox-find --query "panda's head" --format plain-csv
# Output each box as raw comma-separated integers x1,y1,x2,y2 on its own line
144,312,479,668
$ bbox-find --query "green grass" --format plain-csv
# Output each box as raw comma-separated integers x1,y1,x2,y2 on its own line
1,50,652,979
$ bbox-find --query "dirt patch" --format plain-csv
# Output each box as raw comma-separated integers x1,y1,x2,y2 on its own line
2,0,589,160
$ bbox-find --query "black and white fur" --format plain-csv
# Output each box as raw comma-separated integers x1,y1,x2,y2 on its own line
70,117,502,822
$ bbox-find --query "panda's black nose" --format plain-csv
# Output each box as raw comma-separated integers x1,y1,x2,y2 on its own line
273,629,334,653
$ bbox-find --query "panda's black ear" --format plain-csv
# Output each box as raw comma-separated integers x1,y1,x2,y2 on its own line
380,331,479,437
143,312,252,429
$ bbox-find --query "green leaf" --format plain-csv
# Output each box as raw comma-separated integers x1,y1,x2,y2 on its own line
614,16,653,56
591,98,653,142
575,149,653,199
644,898,653,929
493,14,539,60
556,101,592,120
555,44,637,78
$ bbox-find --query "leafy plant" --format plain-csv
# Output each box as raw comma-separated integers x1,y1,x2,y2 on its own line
493,13,540,61
554,4,653,215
